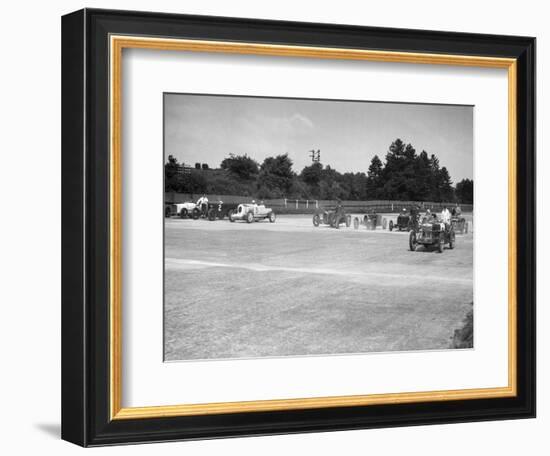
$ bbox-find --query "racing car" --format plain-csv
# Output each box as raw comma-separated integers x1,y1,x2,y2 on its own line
312,208,351,229
165,201,200,219
389,210,412,231
205,201,239,221
229,203,276,223
451,216,468,234
409,219,455,253
353,212,378,230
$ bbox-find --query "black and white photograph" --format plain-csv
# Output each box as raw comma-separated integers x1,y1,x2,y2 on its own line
163,93,474,362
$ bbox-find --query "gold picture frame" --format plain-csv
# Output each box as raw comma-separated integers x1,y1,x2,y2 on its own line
109,35,517,421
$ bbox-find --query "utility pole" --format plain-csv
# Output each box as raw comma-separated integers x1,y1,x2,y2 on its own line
309,149,321,163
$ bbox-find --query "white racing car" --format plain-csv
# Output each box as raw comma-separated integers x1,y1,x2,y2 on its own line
165,202,200,218
229,203,276,223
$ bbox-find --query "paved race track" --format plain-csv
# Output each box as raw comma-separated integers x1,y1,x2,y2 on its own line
164,214,473,361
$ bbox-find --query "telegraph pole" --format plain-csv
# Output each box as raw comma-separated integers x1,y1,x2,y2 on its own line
309,149,321,163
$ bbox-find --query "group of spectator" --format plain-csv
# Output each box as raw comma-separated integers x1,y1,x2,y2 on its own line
406,203,461,230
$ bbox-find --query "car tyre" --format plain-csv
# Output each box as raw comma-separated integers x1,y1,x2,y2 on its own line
312,214,320,227
180,208,188,219
192,208,200,220
353,217,359,229
269,212,276,223
246,211,254,223
409,231,417,251
228,209,235,222
389,220,394,231
207,209,216,221
449,230,456,249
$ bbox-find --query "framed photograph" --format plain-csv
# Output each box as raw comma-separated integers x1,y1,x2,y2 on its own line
61,8,535,446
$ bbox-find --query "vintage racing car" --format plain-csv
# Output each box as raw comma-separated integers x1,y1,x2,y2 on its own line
451,216,468,234
199,201,237,222
165,202,200,219
205,201,239,221
409,220,455,253
353,212,378,230
312,207,351,229
229,203,276,223
389,210,412,231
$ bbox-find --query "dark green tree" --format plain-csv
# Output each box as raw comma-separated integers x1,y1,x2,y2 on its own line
455,178,474,204
366,155,383,199
181,170,207,194
220,154,259,180
300,162,323,186
258,153,295,196
434,166,454,202
414,150,432,201
381,139,413,200
165,155,181,192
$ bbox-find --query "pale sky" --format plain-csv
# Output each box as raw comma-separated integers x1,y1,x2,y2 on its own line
164,93,473,183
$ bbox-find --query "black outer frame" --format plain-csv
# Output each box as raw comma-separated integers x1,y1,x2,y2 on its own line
61,8,536,447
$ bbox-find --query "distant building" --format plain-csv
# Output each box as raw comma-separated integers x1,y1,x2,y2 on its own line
175,163,210,174
175,164,193,175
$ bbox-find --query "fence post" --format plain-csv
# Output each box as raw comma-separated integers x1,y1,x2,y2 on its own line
316,200,319,209
284,198,287,208
296,200,298,209
306,200,309,209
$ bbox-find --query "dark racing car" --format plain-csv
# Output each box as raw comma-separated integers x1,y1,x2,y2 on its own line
353,212,378,230
409,219,455,253
389,209,413,231
205,201,239,221
451,216,468,234
313,206,351,229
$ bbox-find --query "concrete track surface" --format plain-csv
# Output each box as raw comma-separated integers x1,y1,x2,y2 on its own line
164,214,473,361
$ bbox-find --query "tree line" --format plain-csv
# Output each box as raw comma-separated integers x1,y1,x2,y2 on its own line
165,138,473,204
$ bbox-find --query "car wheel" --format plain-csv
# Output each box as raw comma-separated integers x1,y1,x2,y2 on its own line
346,215,351,227
269,212,276,223
312,214,320,227
228,209,235,222
389,220,394,231
382,218,387,229
191,208,200,219
449,230,456,249
353,217,359,229
207,209,216,221
246,211,254,223
409,231,417,251
180,208,188,219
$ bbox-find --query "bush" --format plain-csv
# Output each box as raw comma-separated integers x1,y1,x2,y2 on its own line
450,304,473,349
